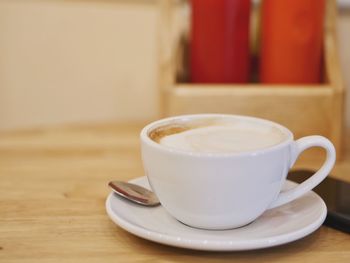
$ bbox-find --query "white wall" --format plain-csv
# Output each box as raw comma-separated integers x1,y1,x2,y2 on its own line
0,0,160,130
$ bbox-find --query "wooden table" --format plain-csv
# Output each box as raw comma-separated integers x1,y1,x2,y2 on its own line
1,124,349,262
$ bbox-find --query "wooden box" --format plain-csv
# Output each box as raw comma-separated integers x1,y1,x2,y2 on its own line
157,0,345,158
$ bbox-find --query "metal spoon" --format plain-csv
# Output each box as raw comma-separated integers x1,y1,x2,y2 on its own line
108,181,160,206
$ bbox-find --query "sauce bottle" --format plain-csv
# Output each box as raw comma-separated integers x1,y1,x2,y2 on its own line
190,0,251,83
260,0,325,84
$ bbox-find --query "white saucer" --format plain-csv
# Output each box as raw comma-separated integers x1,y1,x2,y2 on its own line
106,177,327,251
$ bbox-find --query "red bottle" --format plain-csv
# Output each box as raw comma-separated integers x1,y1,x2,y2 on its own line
260,0,325,84
190,0,251,83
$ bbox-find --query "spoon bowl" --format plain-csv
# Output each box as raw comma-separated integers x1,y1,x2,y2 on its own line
108,181,160,206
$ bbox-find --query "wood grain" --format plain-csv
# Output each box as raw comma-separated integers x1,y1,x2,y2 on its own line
0,123,349,262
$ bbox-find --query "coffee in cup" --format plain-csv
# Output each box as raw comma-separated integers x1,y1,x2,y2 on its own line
149,118,288,153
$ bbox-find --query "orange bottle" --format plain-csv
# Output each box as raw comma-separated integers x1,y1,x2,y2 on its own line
260,0,325,84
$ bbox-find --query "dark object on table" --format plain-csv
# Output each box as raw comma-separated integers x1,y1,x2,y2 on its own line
288,169,350,234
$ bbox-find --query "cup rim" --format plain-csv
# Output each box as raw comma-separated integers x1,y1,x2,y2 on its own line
140,114,294,157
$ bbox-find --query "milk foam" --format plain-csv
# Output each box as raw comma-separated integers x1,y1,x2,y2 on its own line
159,121,287,153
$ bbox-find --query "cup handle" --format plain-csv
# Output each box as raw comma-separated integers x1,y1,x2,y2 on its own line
269,135,336,209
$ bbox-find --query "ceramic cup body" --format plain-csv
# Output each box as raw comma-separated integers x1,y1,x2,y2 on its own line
140,114,335,230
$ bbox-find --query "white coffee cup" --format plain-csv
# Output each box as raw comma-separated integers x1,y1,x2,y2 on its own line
140,114,336,230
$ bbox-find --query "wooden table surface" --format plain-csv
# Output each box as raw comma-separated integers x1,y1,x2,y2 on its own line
1,123,349,262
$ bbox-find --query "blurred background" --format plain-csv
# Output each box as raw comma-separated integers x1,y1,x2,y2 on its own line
0,0,349,131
